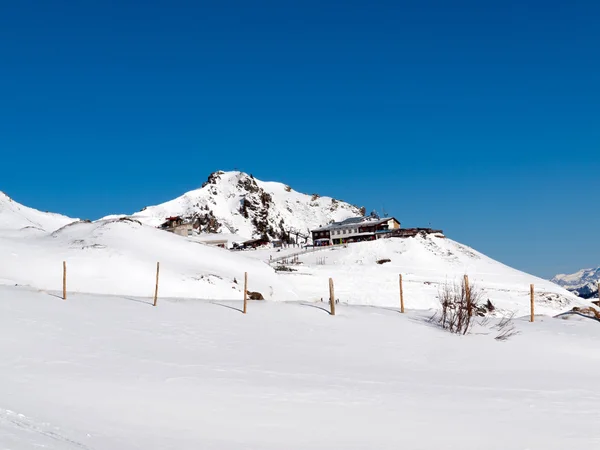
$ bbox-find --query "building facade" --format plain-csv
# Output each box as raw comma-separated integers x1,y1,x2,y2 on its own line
311,217,400,246
160,216,194,237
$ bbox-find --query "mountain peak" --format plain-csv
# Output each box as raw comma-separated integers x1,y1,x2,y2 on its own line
119,171,365,241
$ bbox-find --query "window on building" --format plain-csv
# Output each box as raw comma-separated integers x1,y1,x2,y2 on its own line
343,230,346,234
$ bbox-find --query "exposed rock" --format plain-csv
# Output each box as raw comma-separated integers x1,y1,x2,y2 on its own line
201,170,225,188
474,299,496,316
571,306,600,320
247,291,264,300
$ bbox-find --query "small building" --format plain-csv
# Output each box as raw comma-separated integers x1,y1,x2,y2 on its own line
240,237,270,249
312,228,332,246
203,239,229,248
192,233,247,249
160,216,194,237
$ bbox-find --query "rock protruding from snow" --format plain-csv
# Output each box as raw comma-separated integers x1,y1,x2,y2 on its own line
552,267,600,299
107,171,364,241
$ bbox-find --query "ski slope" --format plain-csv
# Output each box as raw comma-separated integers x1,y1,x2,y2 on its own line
1,284,599,449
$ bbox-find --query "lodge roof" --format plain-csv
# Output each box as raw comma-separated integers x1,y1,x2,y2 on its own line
311,216,398,233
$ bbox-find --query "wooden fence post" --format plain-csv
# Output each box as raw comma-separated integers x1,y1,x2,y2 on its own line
153,262,160,307
530,284,535,322
62,261,67,300
464,274,471,316
399,274,405,313
329,278,336,316
243,272,248,314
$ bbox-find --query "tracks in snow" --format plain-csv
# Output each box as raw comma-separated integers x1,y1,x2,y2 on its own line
0,407,92,449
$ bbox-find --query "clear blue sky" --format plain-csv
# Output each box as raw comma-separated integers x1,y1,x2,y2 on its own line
1,1,598,278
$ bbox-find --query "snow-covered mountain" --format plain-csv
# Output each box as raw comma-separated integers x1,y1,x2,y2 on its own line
0,191,76,235
0,181,589,315
552,267,600,299
104,171,364,241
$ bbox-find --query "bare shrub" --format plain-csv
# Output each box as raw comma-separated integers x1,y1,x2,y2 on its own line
478,315,491,327
494,312,520,341
437,277,483,335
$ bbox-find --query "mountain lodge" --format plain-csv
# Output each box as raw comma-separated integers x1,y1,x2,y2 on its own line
311,217,401,246
160,216,193,237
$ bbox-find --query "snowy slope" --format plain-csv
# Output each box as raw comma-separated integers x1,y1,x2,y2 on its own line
0,218,296,300
0,190,587,316
271,236,587,316
1,284,600,449
552,267,600,299
0,191,76,235
104,171,363,240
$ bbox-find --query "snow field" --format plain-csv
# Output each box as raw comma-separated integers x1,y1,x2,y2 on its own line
1,284,599,449
277,237,587,316
0,217,587,318
0,219,297,301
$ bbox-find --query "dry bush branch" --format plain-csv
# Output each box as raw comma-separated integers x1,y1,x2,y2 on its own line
437,277,482,335
494,312,520,341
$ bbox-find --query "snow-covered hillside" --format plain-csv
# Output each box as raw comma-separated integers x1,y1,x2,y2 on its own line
263,236,587,316
552,267,600,299
0,191,76,235
0,217,295,300
0,185,589,317
2,284,600,450
104,171,364,240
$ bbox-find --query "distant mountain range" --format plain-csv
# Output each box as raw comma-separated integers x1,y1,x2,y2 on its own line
552,267,600,299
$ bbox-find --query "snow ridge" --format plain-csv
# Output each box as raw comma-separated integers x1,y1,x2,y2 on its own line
0,191,77,234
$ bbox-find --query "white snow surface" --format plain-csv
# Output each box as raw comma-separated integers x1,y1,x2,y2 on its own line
0,191,76,236
0,218,295,301
1,182,599,449
1,284,600,449
103,171,363,239
260,237,587,316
